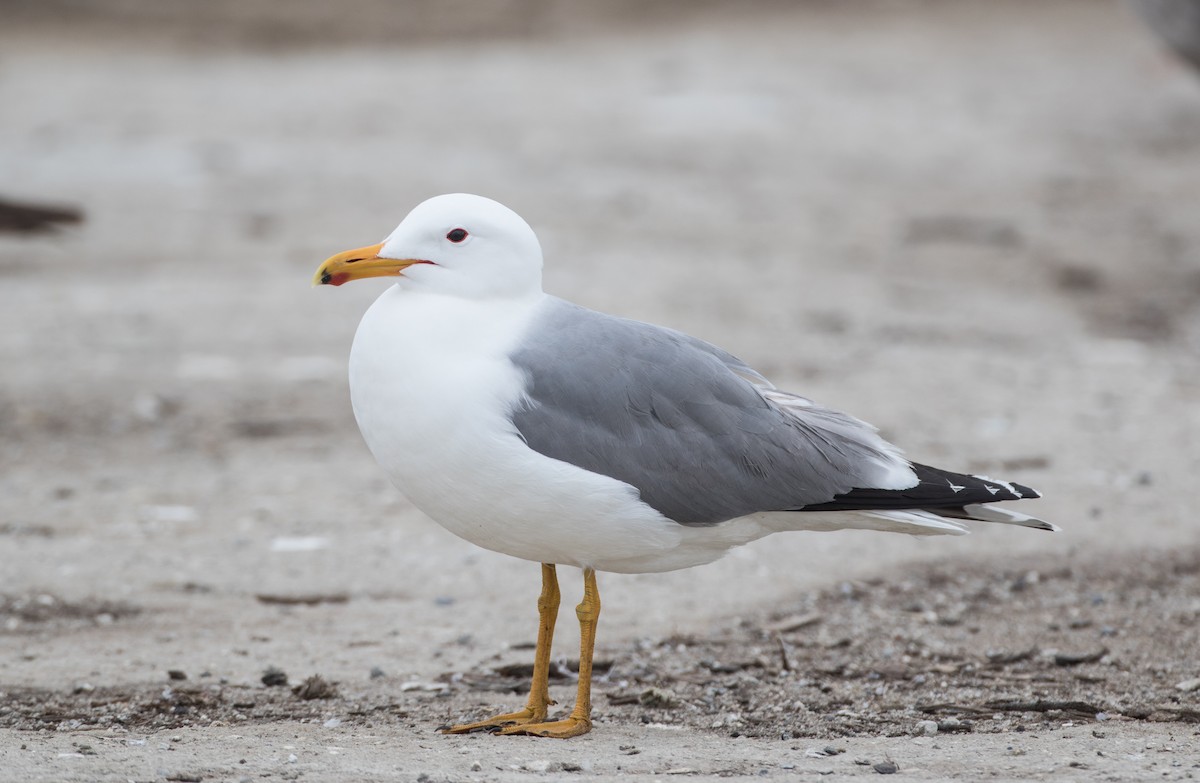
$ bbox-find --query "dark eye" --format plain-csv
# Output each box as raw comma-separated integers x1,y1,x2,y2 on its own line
446,228,469,243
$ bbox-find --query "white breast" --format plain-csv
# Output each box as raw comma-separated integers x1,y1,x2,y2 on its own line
348,286,710,572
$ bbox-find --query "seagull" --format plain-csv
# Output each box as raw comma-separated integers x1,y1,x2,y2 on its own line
313,193,1053,738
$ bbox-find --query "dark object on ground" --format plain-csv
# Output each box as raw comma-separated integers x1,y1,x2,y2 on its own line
1131,0,1200,72
261,667,288,687
0,197,84,234
292,675,338,700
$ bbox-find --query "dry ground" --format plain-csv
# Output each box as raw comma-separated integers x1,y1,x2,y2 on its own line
2,0,1200,780
2,548,1199,780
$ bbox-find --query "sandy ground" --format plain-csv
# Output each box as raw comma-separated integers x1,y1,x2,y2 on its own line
2,0,1200,779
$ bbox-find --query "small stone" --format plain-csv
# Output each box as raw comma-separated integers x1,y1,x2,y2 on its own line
167,670,187,681
470,761,482,772
399,681,447,692
261,667,288,687
937,718,973,733
1174,678,1200,692
916,720,938,736
369,666,386,680
873,760,899,774
638,687,678,709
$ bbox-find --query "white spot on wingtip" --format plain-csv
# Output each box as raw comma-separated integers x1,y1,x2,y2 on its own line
973,475,1023,499
947,480,966,493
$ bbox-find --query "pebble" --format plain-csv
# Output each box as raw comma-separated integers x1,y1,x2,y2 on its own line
805,746,843,758
639,687,679,708
167,670,187,681
937,718,973,733
1175,678,1200,692
916,719,938,736
261,667,288,687
369,666,386,679
399,681,447,692
873,760,899,774
470,761,482,772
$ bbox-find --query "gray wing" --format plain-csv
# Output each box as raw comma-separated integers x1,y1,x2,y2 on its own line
508,298,913,526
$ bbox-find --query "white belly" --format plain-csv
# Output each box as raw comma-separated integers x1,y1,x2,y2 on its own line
347,287,764,573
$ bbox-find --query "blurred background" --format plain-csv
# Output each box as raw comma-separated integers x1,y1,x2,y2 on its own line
1,0,1199,687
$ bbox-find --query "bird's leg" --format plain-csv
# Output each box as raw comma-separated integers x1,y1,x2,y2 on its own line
443,563,560,733
501,567,600,738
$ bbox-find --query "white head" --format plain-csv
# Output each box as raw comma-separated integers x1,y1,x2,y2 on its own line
314,194,544,299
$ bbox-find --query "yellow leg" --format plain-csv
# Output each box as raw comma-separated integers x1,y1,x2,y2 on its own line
443,563,561,733
500,567,600,738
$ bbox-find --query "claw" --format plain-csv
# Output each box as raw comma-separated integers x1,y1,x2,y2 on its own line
442,706,547,734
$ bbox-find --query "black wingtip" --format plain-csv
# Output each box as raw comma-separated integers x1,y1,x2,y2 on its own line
1014,482,1042,500
799,464,1043,514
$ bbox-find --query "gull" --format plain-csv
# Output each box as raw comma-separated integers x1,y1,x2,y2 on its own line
313,193,1052,738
